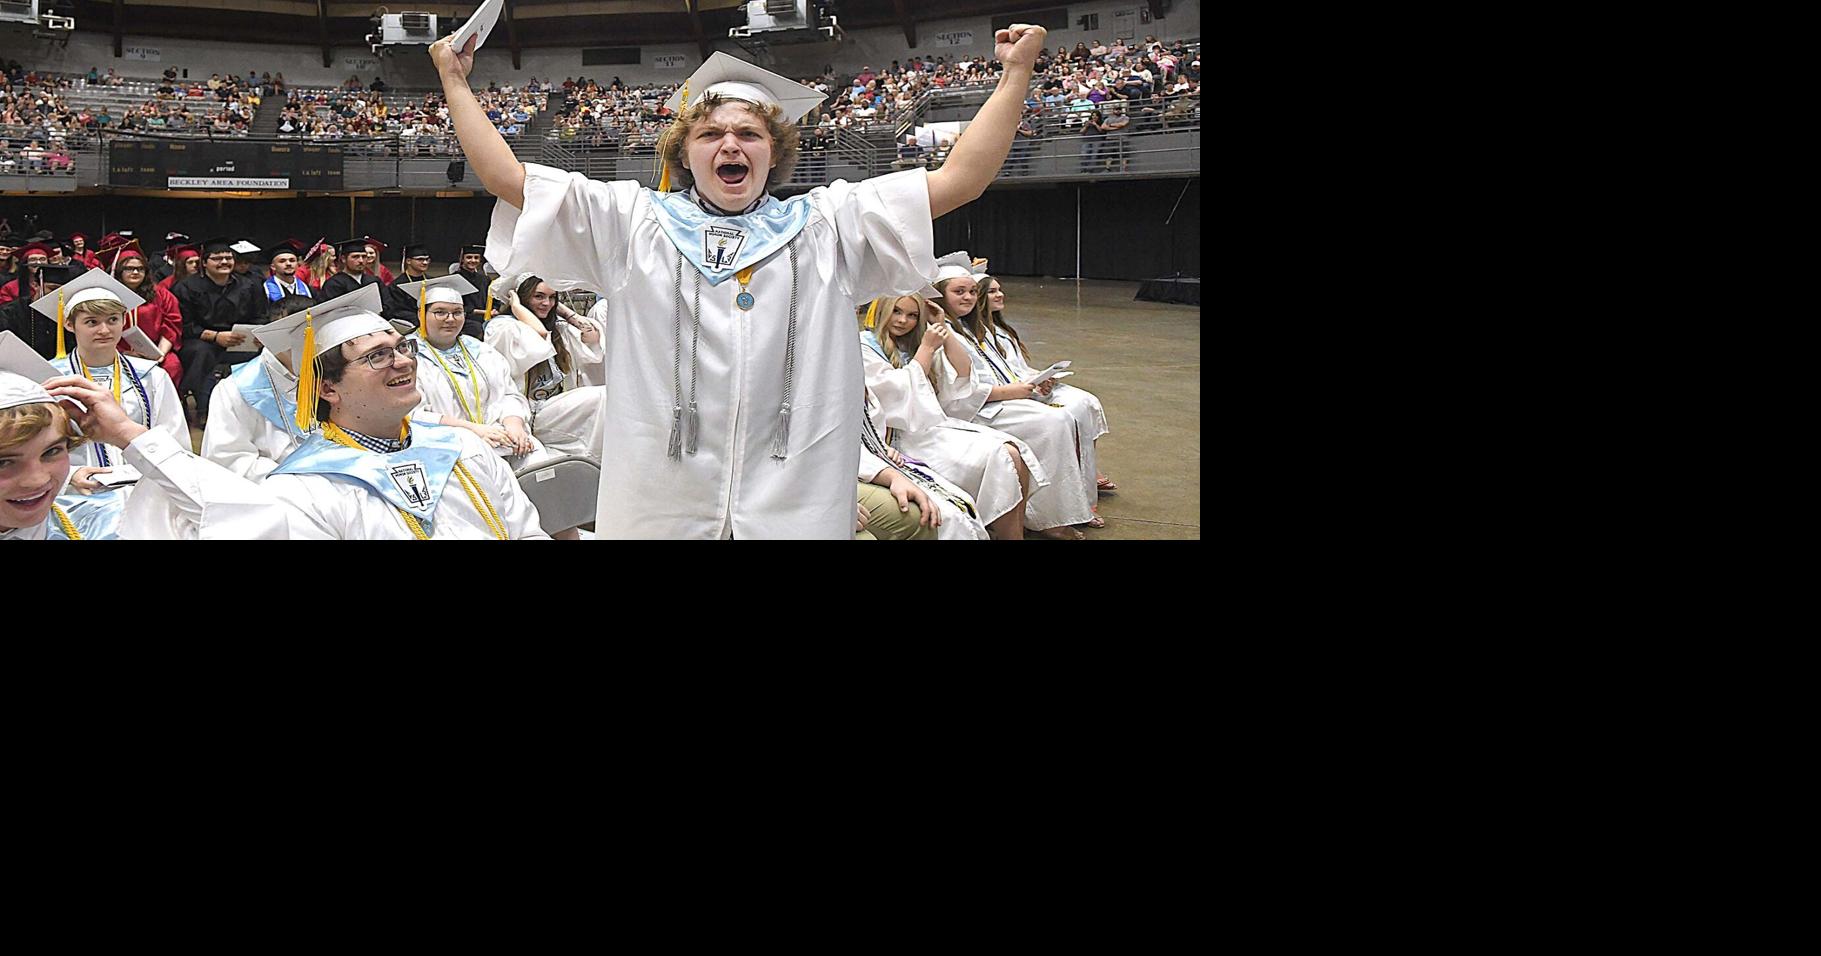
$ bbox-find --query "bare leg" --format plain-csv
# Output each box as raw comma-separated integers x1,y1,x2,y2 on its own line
554,527,582,540
987,443,1029,541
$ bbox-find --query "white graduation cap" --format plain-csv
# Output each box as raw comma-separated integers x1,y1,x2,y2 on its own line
921,251,980,300
393,273,477,308
28,268,146,320
254,282,389,361
0,370,55,413
230,240,261,255
662,52,827,123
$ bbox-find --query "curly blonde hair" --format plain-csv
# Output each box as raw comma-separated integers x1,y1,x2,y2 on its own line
656,92,801,193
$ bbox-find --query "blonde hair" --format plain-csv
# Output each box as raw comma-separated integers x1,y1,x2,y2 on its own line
863,294,943,395
0,402,85,455
656,92,801,193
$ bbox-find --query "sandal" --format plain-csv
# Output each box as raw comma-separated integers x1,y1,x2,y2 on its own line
1083,515,1106,529
1097,475,1119,492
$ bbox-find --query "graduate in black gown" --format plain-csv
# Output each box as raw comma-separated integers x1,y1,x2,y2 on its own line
0,263,75,358
317,237,386,300
381,242,436,331
172,237,269,421
453,243,497,341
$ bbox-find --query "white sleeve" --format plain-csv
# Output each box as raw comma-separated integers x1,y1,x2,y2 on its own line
119,428,301,539
484,316,557,379
146,367,190,451
557,318,606,382
201,379,280,482
858,446,892,483
933,347,991,422
486,163,643,298
862,347,947,433
464,439,553,540
481,348,532,423
815,168,938,302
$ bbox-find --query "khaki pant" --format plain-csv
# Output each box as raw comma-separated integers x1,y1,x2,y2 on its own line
855,483,936,541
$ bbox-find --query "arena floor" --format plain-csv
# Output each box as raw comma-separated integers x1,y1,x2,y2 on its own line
183,277,1200,540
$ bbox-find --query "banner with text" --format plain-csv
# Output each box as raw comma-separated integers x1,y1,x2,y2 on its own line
123,46,163,62
932,30,975,47
653,54,688,69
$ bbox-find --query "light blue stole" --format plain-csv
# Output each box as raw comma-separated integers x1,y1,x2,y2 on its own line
265,275,311,302
650,188,816,285
272,422,467,530
47,491,126,540
230,353,306,439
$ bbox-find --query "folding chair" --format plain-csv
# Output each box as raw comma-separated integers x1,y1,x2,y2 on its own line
515,455,601,536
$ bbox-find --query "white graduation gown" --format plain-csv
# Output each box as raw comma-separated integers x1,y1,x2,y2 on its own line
487,163,937,539
994,328,1109,480
861,347,1046,528
858,445,989,541
263,426,551,540
484,316,605,461
201,350,307,481
411,334,533,428
933,339,1093,530
115,429,300,539
65,355,189,484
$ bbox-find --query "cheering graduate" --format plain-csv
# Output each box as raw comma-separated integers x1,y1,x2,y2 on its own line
262,285,549,540
263,239,314,302
99,241,185,386
0,371,292,540
482,273,604,461
317,238,386,300
453,243,494,339
30,271,188,492
433,21,1050,537
861,293,1042,540
929,253,1094,538
974,274,1115,496
397,274,538,458
67,234,101,270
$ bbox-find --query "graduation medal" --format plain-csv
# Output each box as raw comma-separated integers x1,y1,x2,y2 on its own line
735,266,756,311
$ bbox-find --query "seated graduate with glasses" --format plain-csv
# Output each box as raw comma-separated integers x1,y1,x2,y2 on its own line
259,283,551,539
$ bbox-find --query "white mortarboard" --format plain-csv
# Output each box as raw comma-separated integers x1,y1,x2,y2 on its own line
29,268,146,319
394,274,477,308
304,283,391,360
0,370,55,412
921,251,980,300
230,240,261,255
663,52,827,123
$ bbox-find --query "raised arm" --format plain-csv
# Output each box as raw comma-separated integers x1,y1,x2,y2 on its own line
431,35,526,209
927,24,1047,219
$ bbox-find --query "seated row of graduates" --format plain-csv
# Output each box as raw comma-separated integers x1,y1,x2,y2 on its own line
0,267,604,539
2,250,1112,540
853,251,1113,541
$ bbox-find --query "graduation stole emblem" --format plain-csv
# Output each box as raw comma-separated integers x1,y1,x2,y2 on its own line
388,461,433,510
703,225,747,274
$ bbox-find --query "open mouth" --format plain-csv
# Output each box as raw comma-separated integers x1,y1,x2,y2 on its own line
716,162,749,186
6,487,54,511
386,374,415,390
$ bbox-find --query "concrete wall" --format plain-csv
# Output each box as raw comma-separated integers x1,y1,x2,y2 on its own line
8,1,1199,89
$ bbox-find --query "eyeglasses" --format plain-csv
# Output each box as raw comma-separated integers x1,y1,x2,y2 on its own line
426,309,464,319
206,254,236,262
353,338,418,370
121,265,146,272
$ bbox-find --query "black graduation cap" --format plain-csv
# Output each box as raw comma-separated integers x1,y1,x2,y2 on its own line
163,231,188,247
33,263,77,285
460,243,487,257
335,237,377,256
201,236,236,256
268,238,309,258
401,243,432,260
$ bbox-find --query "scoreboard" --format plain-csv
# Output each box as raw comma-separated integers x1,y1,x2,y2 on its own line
108,138,345,190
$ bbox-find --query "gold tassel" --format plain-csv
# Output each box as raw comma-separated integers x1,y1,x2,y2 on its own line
55,290,66,359
658,80,689,193
417,280,426,337
295,310,316,432
863,300,879,329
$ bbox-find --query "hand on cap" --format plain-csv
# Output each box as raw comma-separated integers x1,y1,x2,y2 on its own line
995,24,1048,71
41,374,150,449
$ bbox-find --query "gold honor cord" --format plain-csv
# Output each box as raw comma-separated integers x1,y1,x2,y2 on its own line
54,290,66,359
428,341,486,424
51,504,82,540
79,355,124,405
321,421,508,540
